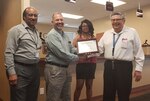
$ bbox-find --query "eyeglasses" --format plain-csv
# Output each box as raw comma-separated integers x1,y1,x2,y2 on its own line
27,13,39,17
82,25,88,27
111,18,123,22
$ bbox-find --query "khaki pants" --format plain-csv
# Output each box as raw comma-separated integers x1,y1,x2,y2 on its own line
44,64,72,101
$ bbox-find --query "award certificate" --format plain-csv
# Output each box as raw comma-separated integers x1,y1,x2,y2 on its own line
77,38,99,54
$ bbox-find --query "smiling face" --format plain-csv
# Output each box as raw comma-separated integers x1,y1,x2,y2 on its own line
81,22,89,34
23,7,38,29
78,19,94,35
51,12,64,32
111,14,125,33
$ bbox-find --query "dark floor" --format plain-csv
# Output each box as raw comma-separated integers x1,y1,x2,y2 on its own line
80,92,150,101
130,92,150,101
80,84,150,101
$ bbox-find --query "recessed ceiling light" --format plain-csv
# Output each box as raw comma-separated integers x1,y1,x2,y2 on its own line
62,13,83,19
91,0,126,7
64,24,78,28
65,0,76,3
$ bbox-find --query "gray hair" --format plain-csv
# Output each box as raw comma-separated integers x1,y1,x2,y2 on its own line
52,12,63,20
110,12,125,19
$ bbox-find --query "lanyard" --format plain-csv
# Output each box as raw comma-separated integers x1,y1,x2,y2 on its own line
26,28,38,49
112,33,121,56
22,24,39,49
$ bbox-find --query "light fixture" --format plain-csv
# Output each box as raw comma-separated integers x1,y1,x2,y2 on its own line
90,0,126,7
64,24,78,28
136,2,143,18
62,13,83,19
105,1,114,11
65,0,76,3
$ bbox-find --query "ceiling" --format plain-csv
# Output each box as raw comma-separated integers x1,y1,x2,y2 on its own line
30,0,150,28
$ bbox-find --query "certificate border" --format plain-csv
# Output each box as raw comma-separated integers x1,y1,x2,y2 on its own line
77,38,99,54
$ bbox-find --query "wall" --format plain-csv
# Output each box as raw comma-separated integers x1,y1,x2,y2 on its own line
36,23,52,33
70,60,104,100
93,5,150,44
36,23,78,34
70,58,150,100
37,4,150,101
0,0,21,101
39,57,150,101
0,1,150,101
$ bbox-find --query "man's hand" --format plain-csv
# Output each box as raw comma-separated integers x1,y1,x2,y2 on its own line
134,71,142,82
9,74,17,86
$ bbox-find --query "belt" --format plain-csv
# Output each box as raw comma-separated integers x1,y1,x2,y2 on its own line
105,59,132,70
105,59,131,63
46,62,68,68
14,61,37,66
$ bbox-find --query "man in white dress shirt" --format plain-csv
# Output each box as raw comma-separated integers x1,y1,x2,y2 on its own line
98,12,145,101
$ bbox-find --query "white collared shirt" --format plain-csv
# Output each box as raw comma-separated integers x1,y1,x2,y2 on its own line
98,26,145,71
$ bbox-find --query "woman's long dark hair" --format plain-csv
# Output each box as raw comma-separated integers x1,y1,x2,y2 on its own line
77,19,94,36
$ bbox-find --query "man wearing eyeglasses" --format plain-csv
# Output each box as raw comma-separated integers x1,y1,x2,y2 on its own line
4,7,42,101
98,12,145,101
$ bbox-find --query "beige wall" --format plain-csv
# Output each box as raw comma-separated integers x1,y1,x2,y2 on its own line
78,5,150,100
93,5,150,43
37,4,150,100
0,0,21,101
70,61,104,100
36,23,78,34
36,23,52,33
0,1,150,101
37,5,150,43
70,58,150,100
40,58,150,101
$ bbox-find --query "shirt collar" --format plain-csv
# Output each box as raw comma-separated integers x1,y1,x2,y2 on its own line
22,21,37,31
54,28,64,36
111,26,127,35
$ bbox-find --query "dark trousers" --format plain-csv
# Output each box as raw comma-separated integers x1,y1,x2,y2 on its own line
10,62,40,101
103,60,133,101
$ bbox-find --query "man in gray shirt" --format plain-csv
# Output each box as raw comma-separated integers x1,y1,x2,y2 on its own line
5,7,42,101
44,12,79,101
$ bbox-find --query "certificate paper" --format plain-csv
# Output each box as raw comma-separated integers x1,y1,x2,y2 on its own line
77,39,99,54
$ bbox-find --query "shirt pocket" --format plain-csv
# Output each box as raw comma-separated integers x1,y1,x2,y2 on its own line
121,38,128,49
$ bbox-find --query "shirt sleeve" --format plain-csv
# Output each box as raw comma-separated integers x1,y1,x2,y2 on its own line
4,27,19,75
133,29,145,72
46,33,79,62
98,33,105,55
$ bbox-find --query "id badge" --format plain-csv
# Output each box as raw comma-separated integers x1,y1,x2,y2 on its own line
35,51,39,58
121,38,128,49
